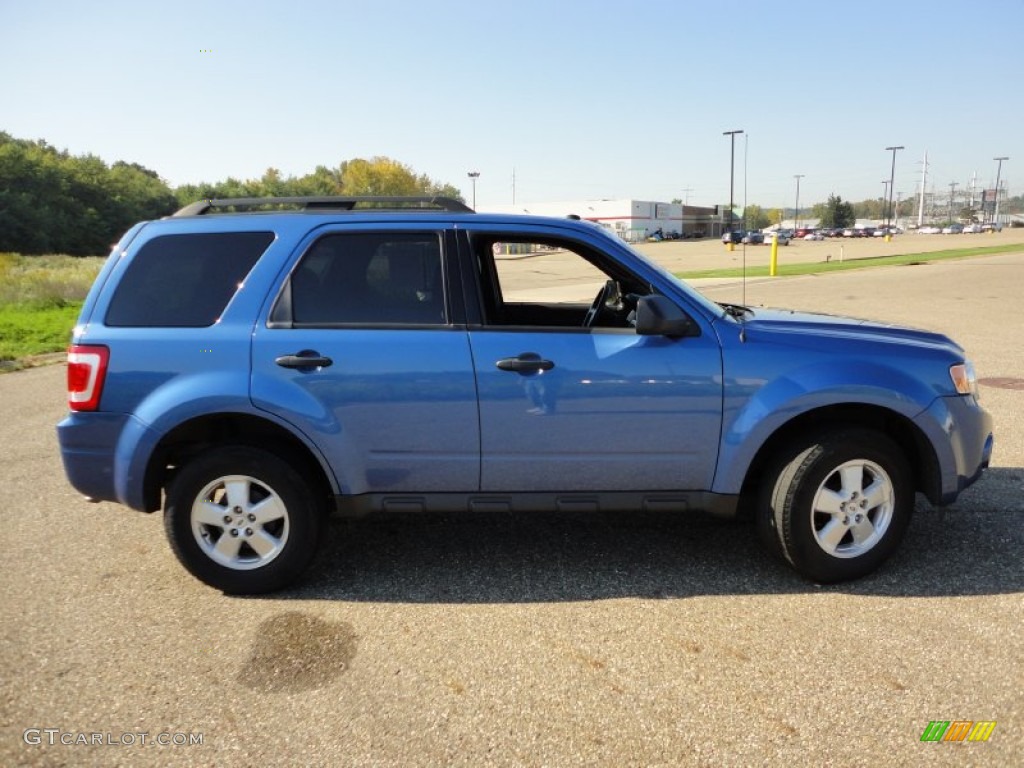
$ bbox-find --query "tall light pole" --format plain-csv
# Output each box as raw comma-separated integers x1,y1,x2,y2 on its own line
793,174,804,231
723,130,743,234
948,181,959,223
885,145,904,229
993,156,1009,225
467,171,480,210
881,180,889,223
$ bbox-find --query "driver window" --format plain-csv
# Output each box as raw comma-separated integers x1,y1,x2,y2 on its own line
477,237,644,329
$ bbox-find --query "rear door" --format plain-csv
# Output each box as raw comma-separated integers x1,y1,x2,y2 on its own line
251,224,479,495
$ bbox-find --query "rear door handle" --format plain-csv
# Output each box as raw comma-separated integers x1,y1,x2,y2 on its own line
496,353,555,374
275,350,333,369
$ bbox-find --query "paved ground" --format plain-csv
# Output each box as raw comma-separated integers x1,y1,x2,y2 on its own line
2,249,1022,767
633,228,1024,274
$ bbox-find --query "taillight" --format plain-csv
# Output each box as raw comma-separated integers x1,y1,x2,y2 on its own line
67,345,109,411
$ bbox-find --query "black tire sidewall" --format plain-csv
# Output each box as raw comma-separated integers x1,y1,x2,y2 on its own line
164,446,323,594
769,430,913,583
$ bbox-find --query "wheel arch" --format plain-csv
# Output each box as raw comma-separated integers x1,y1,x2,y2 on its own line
737,403,942,515
143,412,336,512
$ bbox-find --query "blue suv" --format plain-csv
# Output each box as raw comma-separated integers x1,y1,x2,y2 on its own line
58,197,994,593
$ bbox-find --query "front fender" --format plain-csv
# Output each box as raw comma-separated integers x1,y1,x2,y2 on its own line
712,360,939,495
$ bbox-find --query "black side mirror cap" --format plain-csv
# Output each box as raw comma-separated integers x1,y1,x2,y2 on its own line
635,295,696,338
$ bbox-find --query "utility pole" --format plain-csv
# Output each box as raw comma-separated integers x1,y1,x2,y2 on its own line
917,150,929,227
993,156,1009,225
948,181,958,223
723,130,744,235
793,174,804,230
681,187,694,206
467,171,480,210
885,145,904,229
881,180,889,224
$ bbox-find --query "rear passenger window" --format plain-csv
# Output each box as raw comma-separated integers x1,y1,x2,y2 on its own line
283,232,446,326
105,232,273,327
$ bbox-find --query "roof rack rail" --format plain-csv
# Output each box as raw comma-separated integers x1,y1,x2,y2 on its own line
172,196,474,217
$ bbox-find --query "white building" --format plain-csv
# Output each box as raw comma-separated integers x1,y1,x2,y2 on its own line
484,199,722,241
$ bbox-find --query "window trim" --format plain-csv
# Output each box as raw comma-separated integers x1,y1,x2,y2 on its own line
459,230,652,332
266,228,460,330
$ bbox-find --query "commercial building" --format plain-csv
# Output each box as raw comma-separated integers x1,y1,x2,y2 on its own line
485,199,724,241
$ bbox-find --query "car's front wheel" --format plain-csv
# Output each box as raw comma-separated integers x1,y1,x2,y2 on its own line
758,429,913,583
164,446,324,594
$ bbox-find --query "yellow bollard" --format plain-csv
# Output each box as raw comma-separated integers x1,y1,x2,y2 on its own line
885,234,891,242
769,234,778,276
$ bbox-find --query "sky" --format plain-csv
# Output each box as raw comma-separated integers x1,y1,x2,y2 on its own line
2,0,1021,212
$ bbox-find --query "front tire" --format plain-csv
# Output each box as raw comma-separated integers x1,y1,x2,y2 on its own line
164,446,324,594
758,429,913,583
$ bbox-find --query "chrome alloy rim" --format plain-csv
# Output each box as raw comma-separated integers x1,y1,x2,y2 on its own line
190,475,290,570
809,460,894,559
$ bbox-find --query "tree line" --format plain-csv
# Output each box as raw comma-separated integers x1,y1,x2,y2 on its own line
0,133,464,256
2,132,1018,255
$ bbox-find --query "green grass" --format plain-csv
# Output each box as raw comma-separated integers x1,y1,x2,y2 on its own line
676,243,1024,280
0,253,104,369
0,302,84,364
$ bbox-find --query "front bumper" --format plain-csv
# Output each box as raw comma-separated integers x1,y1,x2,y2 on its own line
918,395,994,506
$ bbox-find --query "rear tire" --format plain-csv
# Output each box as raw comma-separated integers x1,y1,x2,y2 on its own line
164,446,324,594
758,429,913,583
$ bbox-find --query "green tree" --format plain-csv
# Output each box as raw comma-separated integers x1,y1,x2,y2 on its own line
819,194,855,228
741,204,770,230
0,133,178,254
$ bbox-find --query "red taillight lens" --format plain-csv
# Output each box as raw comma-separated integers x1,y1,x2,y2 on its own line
67,345,109,411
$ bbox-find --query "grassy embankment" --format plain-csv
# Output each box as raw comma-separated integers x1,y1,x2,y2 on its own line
0,253,104,370
675,242,1022,280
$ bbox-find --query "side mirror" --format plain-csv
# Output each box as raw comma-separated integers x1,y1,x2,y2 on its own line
635,295,695,338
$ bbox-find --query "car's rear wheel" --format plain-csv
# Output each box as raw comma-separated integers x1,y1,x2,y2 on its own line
164,446,324,594
758,429,913,583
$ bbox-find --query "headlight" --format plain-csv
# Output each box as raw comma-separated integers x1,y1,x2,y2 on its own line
949,362,978,399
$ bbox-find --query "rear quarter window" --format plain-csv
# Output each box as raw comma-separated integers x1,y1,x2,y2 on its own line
105,232,274,327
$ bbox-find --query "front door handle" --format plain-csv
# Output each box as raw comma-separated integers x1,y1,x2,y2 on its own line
275,350,333,369
496,353,555,374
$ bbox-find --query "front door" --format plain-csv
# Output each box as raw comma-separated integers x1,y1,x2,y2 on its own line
462,228,722,492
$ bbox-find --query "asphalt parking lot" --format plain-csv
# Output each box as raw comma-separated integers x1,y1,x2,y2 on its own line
2,251,1022,767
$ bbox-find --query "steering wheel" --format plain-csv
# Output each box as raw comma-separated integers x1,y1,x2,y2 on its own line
583,280,618,328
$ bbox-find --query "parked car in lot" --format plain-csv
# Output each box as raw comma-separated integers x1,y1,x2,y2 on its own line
918,226,942,234
962,223,983,234
742,231,765,245
763,231,790,245
722,231,744,244
803,231,824,241
980,222,1002,233
57,196,994,593
942,224,964,234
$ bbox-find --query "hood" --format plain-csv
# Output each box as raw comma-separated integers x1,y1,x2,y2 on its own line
738,307,962,354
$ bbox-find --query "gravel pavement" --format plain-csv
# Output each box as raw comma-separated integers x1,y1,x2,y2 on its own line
1,249,1021,767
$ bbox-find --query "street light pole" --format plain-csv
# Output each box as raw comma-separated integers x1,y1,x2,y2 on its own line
885,145,904,229
723,130,743,235
993,156,1009,225
793,174,804,231
881,180,889,224
467,171,480,210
